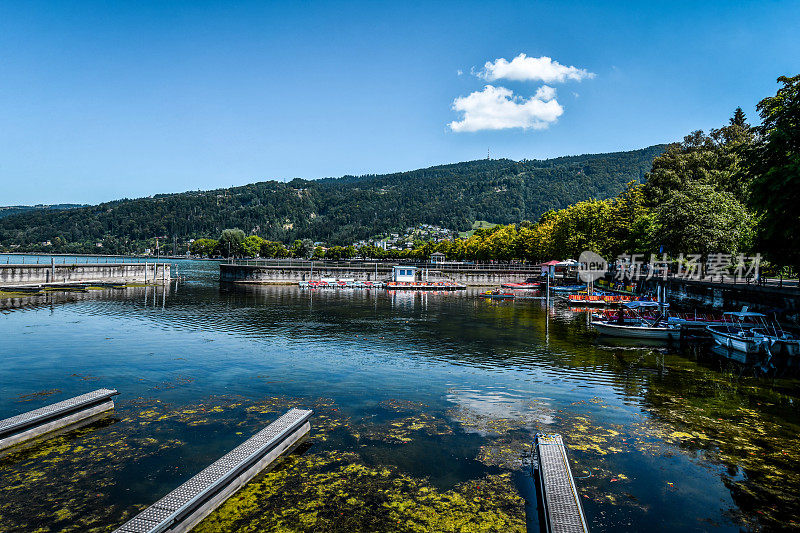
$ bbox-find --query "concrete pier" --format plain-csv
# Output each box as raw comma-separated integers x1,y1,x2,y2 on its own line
113,408,313,533
0,389,119,452
221,260,539,287
533,433,589,533
0,263,170,287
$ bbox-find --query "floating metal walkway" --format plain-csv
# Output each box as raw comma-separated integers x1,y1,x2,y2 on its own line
533,433,589,533
0,388,119,451
113,408,313,533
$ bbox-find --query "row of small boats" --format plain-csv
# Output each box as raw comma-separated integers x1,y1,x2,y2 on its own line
299,280,382,289
567,293,649,305
298,279,467,290
590,302,800,356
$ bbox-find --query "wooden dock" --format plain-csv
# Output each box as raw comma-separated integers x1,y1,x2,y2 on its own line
0,388,119,451
113,408,312,533
533,433,589,533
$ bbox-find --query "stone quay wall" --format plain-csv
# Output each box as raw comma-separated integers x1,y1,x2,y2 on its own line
0,263,171,286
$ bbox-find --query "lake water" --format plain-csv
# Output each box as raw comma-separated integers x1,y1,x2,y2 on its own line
1,257,798,532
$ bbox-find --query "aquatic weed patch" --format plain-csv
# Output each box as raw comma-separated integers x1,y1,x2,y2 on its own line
0,419,183,532
0,395,343,532
638,372,800,531
194,451,526,533
357,412,454,444
0,393,530,532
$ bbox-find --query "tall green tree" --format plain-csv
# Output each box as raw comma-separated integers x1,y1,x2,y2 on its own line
655,182,754,257
218,228,246,258
730,106,747,127
189,238,218,257
644,118,754,206
242,235,264,257
290,238,315,258
748,74,800,272
643,111,757,257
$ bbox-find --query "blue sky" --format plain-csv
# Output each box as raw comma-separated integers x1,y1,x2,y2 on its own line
1,1,798,205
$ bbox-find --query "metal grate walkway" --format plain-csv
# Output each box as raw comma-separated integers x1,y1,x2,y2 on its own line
0,388,118,439
534,433,589,533
113,408,312,533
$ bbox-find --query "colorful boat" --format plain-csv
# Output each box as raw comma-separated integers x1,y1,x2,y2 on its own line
550,284,587,293
384,281,466,291
501,282,541,289
478,290,516,299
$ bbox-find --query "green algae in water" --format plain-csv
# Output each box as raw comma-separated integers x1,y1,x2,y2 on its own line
0,394,522,532
0,420,183,532
632,363,800,530
194,451,526,533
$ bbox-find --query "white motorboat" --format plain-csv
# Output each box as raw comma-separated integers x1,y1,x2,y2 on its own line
706,310,800,356
591,320,681,340
591,301,681,340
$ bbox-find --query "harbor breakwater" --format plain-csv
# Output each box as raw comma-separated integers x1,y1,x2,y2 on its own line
220,261,539,287
0,262,170,287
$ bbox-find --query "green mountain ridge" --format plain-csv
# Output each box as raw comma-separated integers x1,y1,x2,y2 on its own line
0,204,87,220
0,145,666,252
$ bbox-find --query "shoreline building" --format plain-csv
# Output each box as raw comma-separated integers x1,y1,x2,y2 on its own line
392,266,417,283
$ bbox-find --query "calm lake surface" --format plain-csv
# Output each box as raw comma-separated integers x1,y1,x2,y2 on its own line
1,256,798,532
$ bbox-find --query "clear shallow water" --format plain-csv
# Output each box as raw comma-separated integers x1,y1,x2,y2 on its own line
1,257,799,532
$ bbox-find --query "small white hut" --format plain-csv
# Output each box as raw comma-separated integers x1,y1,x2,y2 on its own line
392,266,417,283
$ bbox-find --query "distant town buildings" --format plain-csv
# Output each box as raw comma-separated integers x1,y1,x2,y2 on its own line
354,224,455,251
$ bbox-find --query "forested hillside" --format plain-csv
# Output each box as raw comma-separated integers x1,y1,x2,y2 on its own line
0,204,85,219
0,145,664,253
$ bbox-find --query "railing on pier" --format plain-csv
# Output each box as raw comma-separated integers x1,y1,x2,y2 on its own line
113,408,312,533
533,433,589,533
2,254,181,265
0,388,119,451
229,258,542,272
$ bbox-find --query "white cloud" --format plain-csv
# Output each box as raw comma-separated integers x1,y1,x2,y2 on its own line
448,85,563,132
457,69,463,76
535,85,556,101
477,53,595,83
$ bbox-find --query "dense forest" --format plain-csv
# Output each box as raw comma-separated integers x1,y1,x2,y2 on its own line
0,146,664,254
0,204,85,219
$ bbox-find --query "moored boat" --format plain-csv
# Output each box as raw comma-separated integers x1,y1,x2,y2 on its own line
591,321,682,340
478,290,516,299
707,310,800,356
385,280,466,290
591,301,681,340
568,294,607,306
501,282,541,289
550,284,587,293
